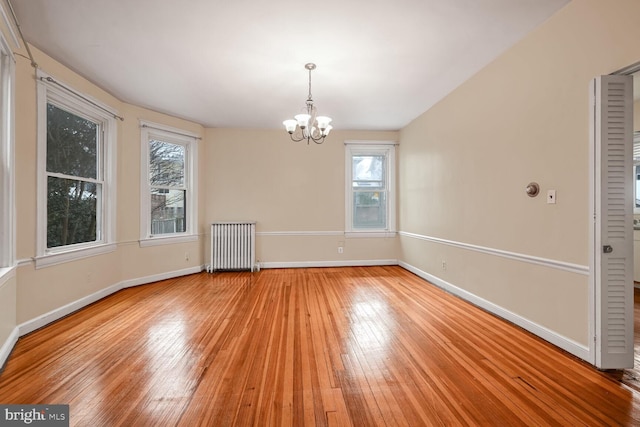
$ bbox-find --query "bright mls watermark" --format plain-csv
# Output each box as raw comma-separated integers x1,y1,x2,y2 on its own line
0,405,68,426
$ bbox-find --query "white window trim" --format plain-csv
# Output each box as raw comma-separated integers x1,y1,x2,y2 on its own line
345,140,397,238
0,32,15,279
634,132,640,214
35,70,118,269
139,120,198,247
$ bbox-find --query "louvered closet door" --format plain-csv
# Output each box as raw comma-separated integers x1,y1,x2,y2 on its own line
592,74,634,369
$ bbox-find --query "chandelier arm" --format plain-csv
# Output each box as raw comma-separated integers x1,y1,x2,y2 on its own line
310,135,326,144
289,132,305,143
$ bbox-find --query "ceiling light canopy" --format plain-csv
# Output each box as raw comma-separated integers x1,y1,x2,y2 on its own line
283,63,332,144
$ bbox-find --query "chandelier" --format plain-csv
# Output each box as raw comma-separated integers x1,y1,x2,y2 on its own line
283,63,333,144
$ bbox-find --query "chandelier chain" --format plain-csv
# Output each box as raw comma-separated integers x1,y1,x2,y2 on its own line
307,68,313,102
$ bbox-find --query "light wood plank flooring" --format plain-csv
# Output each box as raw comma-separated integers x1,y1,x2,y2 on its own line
1,266,639,425
620,287,640,392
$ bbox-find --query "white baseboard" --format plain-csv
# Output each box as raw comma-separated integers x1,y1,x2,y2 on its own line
19,281,123,336
399,261,591,362
119,266,203,289
0,327,18,371
18,266,203,336
261,259,398,269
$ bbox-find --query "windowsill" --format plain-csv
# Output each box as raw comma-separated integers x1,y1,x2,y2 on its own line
139,234,198,247
35,243,117,269
345,231,397,238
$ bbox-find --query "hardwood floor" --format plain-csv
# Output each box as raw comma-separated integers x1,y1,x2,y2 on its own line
1,266,640,426
621,287,640,392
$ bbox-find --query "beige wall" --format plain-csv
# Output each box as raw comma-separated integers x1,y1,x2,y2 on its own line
399,0,640,347
13,46,205,325
0,273,16,361
205,128,399,265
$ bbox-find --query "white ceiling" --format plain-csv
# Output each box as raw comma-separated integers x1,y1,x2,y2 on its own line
11,0,570,131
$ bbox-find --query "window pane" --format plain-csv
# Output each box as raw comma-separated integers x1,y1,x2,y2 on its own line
151,188,186,234
352,155,385,188
150,140,185,187
353,191,387,229
47,176,98,248
46,103,98,179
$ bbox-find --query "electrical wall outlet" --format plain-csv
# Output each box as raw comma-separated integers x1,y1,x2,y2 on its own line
338,247,344,254
442,261,447,271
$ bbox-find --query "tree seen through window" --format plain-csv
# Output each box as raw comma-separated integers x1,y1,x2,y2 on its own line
46,103,100,248
149,139,186,235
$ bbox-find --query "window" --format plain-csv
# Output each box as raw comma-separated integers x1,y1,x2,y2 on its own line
345,141,396,236
140,121,198,245
0,36,14,271
36,71,117,267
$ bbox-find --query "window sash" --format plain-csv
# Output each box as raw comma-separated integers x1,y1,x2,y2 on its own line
352,154,386,183
150,187,186,235
353,191,387,229
46,102,100,180
46,176,102,248
149,139,185,187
